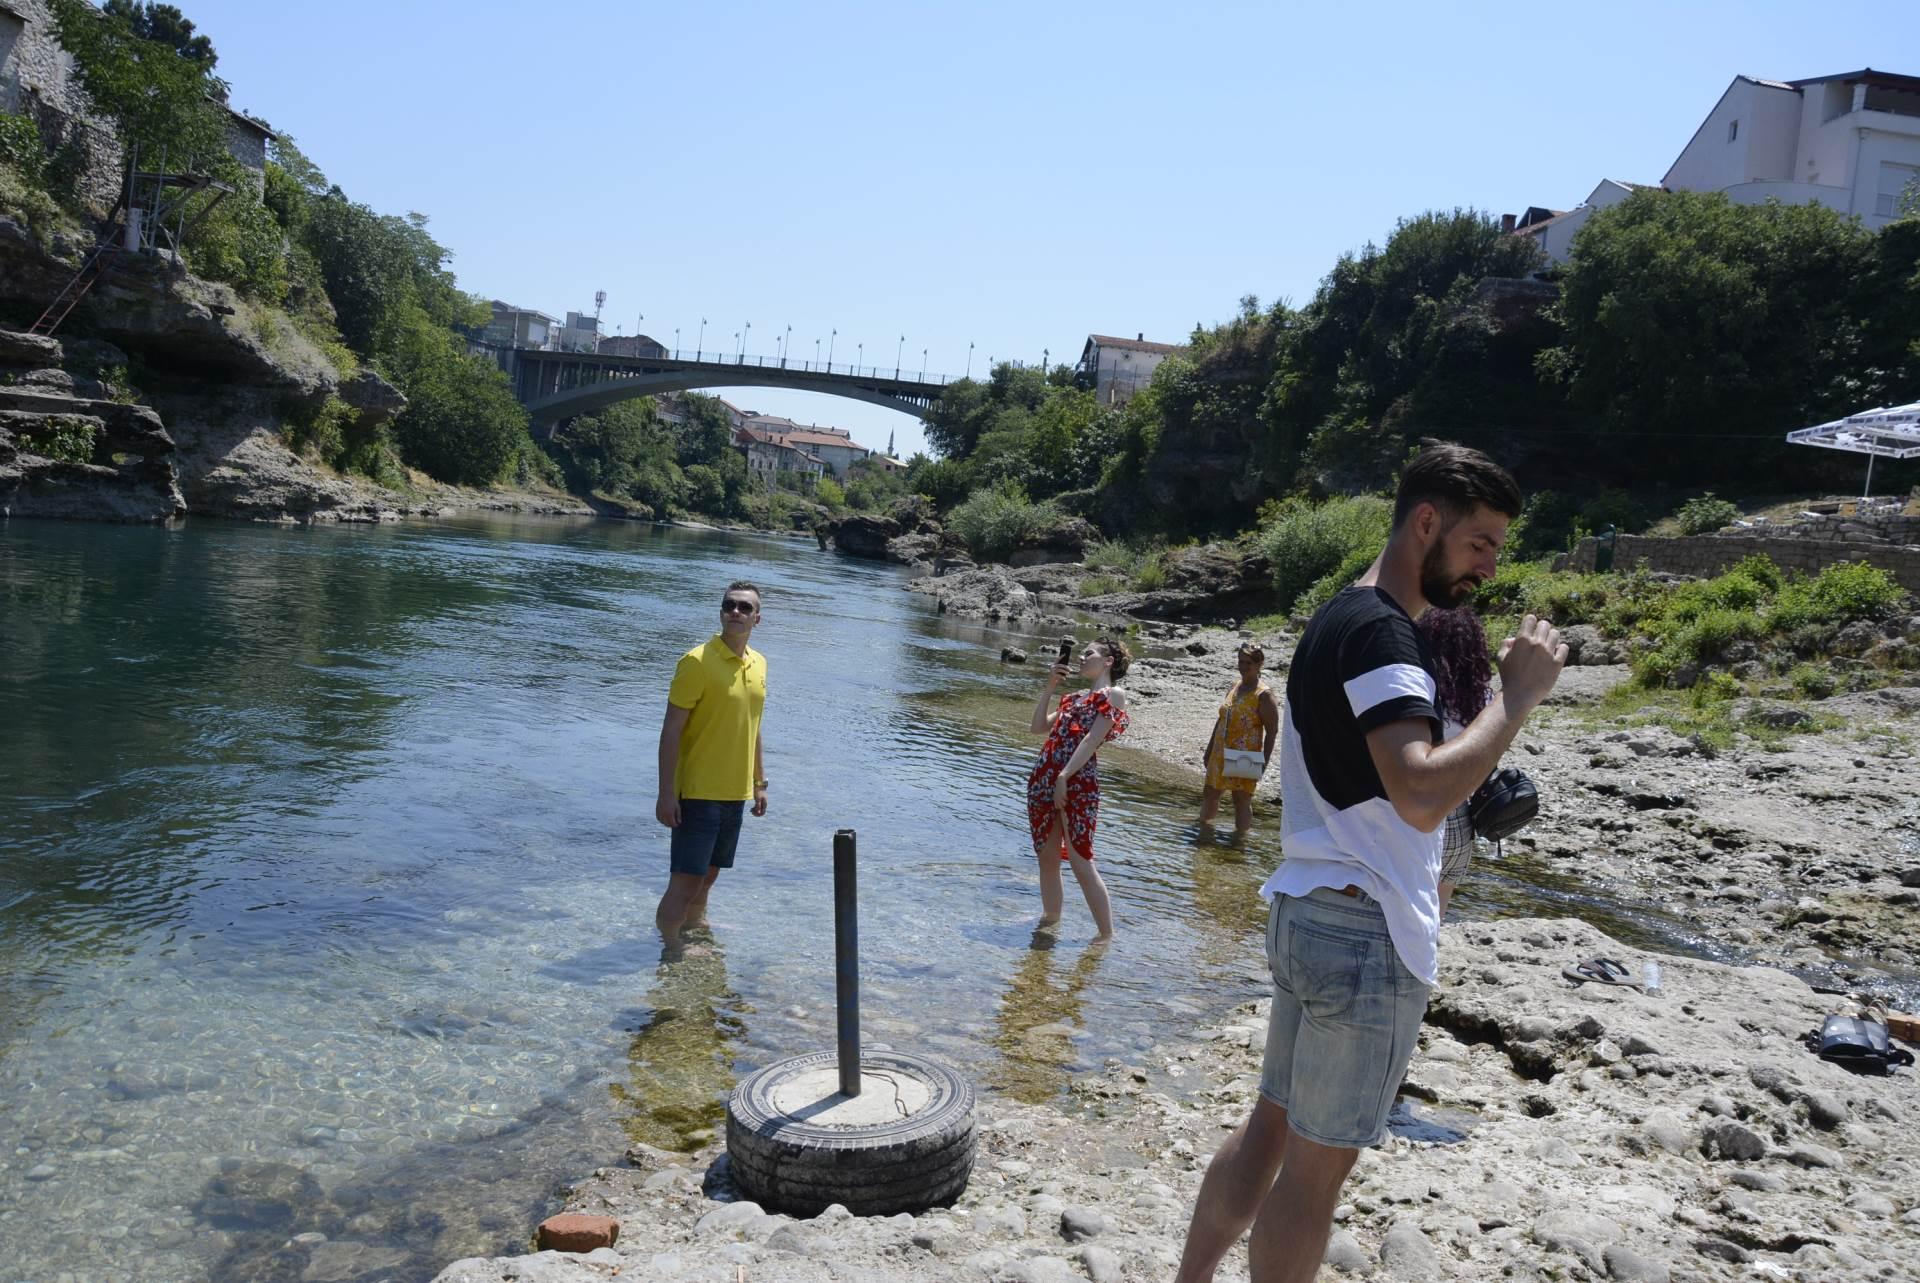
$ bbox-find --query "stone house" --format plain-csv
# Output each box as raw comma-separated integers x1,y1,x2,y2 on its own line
1075,333,1183,408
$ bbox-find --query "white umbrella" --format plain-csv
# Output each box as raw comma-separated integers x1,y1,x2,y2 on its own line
1786,402,1920,498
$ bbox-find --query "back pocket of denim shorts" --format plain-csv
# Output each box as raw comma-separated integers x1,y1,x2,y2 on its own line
1285,922,1366,1020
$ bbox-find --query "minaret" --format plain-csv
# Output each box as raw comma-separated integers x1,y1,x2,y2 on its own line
887,430,895,457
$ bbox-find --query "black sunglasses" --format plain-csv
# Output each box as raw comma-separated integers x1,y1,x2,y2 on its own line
720,599,757,614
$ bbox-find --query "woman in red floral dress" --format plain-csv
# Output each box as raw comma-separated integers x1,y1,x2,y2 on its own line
1026,637,1132,939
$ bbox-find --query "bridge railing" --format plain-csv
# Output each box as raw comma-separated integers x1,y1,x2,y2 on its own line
650,350,960,387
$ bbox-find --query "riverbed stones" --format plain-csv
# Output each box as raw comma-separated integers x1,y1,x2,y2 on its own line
1058,1204,1105,1240
1701,1117,1768,1161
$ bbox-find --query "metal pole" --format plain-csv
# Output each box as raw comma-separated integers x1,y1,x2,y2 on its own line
1864,452,1876,501
833,828,861,1097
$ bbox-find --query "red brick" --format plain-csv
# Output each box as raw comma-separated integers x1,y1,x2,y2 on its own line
537,1213,620,1253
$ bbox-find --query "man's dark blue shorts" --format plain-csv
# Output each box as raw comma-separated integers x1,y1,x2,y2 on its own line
670,799,745,877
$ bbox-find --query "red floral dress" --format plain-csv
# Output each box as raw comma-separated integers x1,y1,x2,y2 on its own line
1027,689,1130,861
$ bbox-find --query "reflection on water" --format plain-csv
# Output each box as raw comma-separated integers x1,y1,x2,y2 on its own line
612,936,752,1150
990,934,1111,1102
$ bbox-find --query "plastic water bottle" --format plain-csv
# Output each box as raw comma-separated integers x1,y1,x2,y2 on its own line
1642,961,1662,995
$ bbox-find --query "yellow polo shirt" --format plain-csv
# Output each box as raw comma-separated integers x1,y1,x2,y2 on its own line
668,635,766,801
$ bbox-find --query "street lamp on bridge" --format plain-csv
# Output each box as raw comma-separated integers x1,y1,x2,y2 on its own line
967,342,974,378
783,324,792,367
674,327,680,358
814,337,820,369
857,341,863,370
921,348,927,379
698,318,707,358
896,335,905,379
829,328,836,369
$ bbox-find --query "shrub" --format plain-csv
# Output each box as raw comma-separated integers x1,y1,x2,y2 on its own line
1293,544,1379,619
1634,607,1763,686
1258,495,1392,612
1788,662,1838,700
1691,671,1743,705
1078,573,1125,597
1675,492,1738,535
1766,562,1906,632
0,111,45,183
946,484,1062,563
815,477,847,512
1133,552,1169,591
19,415,97,464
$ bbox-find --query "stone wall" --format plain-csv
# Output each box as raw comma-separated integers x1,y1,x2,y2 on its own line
1560,532,1920,594
1742,511,1920,544
2,0,125,213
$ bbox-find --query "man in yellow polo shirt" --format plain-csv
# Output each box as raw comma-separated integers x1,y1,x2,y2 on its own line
654,580,769,951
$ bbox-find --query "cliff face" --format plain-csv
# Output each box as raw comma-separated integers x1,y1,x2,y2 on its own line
0,215,438,523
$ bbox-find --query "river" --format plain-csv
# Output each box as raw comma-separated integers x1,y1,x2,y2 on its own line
0,515,1706,1282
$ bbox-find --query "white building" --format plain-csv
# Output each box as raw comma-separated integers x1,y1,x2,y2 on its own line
1510,180,1659,264
1076,334,1182,407
1661,69,1920,229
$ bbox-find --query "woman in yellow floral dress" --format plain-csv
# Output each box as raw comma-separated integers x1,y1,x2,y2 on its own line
1198,642,1280,834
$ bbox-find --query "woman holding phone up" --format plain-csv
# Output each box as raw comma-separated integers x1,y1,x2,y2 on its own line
1026,637,1132,940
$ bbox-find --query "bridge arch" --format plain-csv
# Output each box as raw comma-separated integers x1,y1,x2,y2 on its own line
513,352,949,430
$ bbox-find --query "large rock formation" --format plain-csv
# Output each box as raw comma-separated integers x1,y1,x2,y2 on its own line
0,328,184,521
1078,540,1279,621
0,216,468,524
825,497,961,566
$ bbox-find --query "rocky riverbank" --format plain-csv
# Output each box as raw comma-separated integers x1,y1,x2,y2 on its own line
432,914,1918,1283
0,216,591,525
427,620,1920,1282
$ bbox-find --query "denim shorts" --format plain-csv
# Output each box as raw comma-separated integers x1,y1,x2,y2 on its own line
669,799,745,877
1258,886,1430,1148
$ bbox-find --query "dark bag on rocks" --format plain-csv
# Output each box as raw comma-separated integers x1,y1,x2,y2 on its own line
1469,767,1538,841
1804,1015,1915,1075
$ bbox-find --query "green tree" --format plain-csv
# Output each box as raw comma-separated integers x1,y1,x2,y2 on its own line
103,1,216,67
1542,189,1877,484
390,346,528,486
678,394,736,466
49,0,227,162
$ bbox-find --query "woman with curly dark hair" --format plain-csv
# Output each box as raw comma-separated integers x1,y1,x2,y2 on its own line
1025,636,1132,939
1415,606,1495,916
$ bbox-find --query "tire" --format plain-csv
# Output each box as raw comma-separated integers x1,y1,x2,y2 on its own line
725,1049,977,1217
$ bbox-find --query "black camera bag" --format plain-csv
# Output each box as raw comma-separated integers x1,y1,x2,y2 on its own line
1468,767,1538,841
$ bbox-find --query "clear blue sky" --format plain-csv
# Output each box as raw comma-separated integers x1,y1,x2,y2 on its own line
187,0,1917,459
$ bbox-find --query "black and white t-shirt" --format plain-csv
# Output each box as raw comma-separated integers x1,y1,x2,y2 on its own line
1260,586,1445,984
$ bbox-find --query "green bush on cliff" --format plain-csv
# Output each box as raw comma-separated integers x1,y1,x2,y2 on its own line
1259,495,1391,612
946,484,1062,563
0,112,45,184
19,415,98,464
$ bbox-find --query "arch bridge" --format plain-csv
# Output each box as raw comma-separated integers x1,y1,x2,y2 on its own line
509,349,957,431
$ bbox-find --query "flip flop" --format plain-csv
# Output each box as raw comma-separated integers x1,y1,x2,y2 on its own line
1561,956,1640,988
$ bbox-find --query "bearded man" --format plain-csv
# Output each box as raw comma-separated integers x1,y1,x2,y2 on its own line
1175,444,1568,1283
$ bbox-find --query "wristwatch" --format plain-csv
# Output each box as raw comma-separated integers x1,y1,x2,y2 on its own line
755,778,769,788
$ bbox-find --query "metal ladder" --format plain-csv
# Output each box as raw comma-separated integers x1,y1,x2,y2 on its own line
28,241,120,338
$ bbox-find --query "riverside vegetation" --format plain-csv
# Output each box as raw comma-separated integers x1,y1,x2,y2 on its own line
9,3,1920,534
